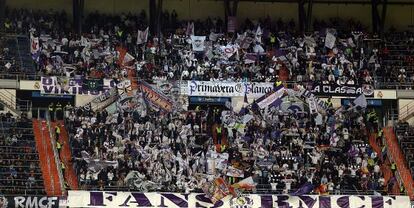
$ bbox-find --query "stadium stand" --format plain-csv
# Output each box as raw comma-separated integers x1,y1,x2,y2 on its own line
0,114,46,196
396,123,414,175
0,1,413,207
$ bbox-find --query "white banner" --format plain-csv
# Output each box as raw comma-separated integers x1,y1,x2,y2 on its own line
40,77,116,95
67,191,412,208
190,36,206,52
187,81,273,98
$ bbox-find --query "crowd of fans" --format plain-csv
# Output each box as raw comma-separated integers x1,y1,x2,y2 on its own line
0,7,412,197
0,8,413,87
64,88,392,195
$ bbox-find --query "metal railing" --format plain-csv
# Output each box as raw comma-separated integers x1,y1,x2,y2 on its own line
44,109,66,195
0,89,31,114
399,101,414,121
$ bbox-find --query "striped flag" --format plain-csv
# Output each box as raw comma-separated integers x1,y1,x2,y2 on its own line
256,85,285,109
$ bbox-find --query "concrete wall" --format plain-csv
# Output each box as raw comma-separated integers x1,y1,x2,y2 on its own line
5,0,414,30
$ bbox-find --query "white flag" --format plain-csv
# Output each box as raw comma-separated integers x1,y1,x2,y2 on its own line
325,32,336,49
81,151,118,173
253,44,265,53
186,22,195,36
122,53,135,65
307,97,318,114
353,94,367,108
256,25,263,36
30,35,40,55
209,32,219,42
137,27,149,45
190,35,206,52
220,44,238,59
237,35,254,49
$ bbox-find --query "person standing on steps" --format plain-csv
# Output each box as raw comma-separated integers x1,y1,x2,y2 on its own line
49,102,55,121
55,102,63,120
56,139,62,155
55,124,61,141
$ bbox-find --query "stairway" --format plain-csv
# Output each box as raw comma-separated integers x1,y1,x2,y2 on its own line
32,119,63,196
52,121,79,190
383,127,414,200
368,132,399,195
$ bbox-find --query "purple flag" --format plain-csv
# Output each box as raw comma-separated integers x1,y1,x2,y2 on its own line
291,182,314,196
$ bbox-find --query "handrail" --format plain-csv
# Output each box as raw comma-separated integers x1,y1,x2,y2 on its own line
399,100,414,121
38,114,55,195
387,127,414,200
0,89,31,114
45,110,65,195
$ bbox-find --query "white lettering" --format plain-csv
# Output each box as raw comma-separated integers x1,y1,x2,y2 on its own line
322,85,329,93
14,197,25,208
26,197,38,208
47,198,56,208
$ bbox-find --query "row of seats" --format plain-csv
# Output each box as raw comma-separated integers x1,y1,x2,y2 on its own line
0,117,46,196
395,122,414,179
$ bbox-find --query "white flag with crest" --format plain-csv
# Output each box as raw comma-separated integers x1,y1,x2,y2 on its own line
186,22,195,36
122,53,135,65
190,36,206,52
30,35,40,55
220,44,238,59
137,27,149,45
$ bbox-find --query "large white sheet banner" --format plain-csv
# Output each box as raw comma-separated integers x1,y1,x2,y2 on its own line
67,191,412,208
187,81,273,98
